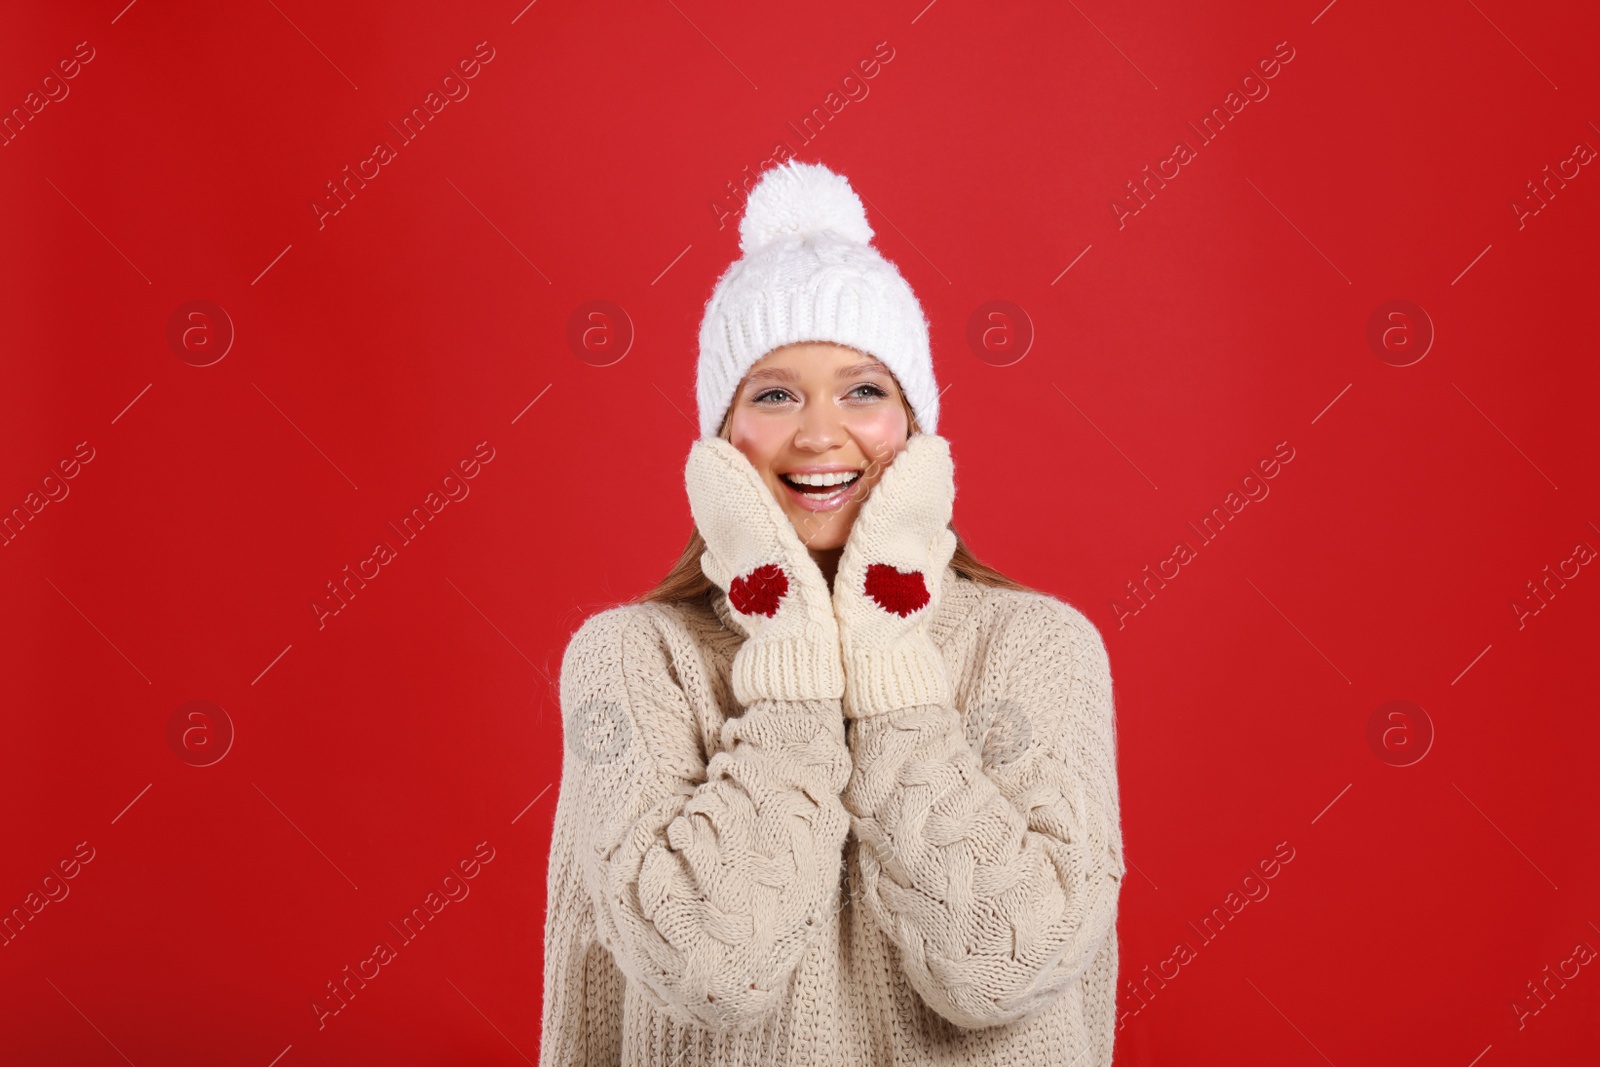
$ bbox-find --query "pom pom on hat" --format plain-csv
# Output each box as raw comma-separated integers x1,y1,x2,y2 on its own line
696,159,939,440
738,160,875,253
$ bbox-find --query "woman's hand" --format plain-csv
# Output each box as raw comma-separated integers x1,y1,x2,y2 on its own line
685,436,845,705
832,432,959,719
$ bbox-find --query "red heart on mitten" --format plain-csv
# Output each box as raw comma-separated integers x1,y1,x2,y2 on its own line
864,563,930,617
729,564,788,617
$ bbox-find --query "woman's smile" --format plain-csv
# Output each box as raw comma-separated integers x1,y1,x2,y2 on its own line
778,467,865,511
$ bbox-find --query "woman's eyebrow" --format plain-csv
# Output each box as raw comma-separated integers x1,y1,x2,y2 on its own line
744,361,888,385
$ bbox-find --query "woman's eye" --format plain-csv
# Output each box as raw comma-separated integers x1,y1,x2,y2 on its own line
753,384,886,405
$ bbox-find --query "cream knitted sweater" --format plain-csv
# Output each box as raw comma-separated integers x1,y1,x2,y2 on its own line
540,566,1126,1066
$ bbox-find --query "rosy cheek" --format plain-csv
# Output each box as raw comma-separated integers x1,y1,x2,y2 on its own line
729,423,786,472
847,408,908,464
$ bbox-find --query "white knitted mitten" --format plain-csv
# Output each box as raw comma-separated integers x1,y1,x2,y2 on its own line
833,433,959,719
685,437,846,705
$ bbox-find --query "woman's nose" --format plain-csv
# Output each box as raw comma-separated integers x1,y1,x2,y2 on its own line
794,402,847,449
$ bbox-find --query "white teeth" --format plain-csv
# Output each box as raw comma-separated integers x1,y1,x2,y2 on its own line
784,470,860,486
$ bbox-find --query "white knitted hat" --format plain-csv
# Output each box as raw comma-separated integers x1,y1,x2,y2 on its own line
696,160,938,440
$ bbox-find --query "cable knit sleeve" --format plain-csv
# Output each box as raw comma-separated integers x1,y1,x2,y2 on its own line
549,604,854,1036
540,770,625,1067
840,595,1126,1029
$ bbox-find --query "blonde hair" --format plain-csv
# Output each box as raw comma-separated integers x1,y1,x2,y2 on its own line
634,386,1038,606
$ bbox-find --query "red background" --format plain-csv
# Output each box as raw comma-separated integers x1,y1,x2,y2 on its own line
4,0,1597,1063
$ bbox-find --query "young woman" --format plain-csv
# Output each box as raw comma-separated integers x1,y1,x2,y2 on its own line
540,161,1125,1066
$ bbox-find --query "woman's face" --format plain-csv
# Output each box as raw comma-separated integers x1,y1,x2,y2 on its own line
724,341,912,551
